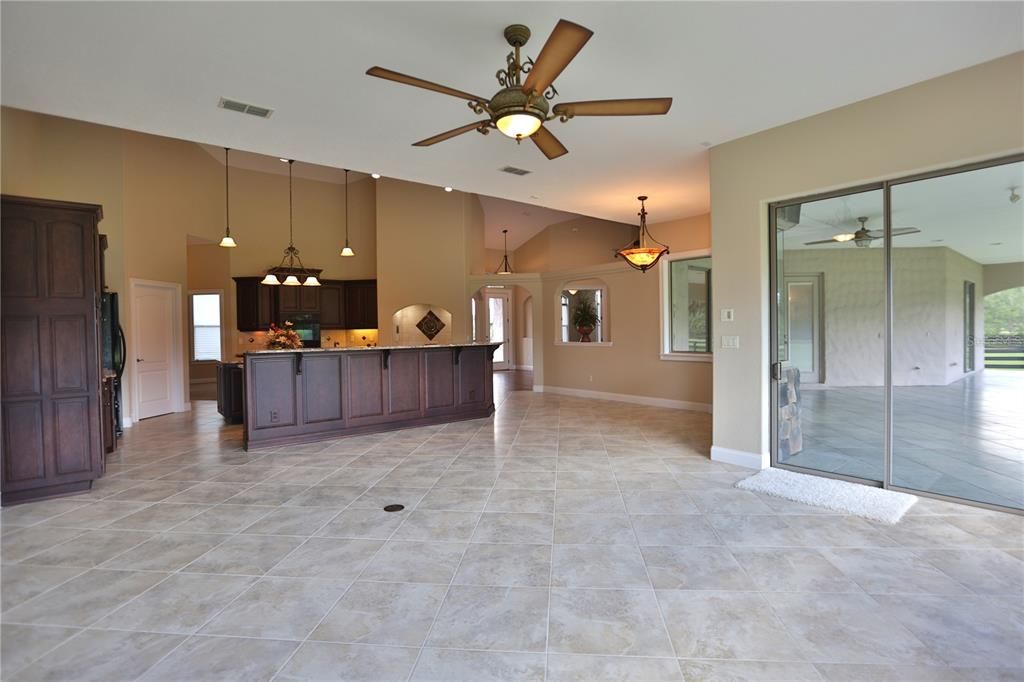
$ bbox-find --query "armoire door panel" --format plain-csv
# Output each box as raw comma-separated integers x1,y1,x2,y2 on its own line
303,354,343,423
2,317,42,397
2,402,46,483
53,397,92,476
47,220,87,298
387,351,422,416
1,217,40,298
50,316,89,393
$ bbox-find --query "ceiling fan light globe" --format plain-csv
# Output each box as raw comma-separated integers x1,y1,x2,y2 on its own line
833,233,856,242
218,235,237,248
496,112,542,139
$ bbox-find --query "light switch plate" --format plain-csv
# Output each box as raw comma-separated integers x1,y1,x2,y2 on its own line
721,308,735,322
721,335,740,349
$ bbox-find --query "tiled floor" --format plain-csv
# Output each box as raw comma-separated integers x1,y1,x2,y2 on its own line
2,386,1022,681
782,370,1024,510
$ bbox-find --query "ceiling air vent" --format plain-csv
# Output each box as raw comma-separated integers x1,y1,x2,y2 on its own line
218,97,274,119
500,166,531,176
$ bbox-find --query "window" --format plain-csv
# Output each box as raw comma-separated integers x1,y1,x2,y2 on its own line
559,286,606,344
470,297,478,342
190,292,222,361
661,252,712,360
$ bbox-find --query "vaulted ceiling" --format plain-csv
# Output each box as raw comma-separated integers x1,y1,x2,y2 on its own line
3,2,1021,234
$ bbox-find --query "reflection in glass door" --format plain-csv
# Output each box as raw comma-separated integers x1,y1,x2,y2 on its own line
771,188,885,482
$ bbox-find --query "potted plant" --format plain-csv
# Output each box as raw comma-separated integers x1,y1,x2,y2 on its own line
572,296,600,343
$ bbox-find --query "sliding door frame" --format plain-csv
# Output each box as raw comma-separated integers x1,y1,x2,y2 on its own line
768,152,1024,513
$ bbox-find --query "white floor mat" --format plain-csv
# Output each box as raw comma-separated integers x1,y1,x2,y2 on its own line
736,467,917,524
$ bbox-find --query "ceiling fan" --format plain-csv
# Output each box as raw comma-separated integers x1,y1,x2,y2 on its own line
804,216,920,248
366,20,672,160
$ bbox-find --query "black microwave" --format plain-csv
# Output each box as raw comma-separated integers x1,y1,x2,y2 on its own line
285,313,320,348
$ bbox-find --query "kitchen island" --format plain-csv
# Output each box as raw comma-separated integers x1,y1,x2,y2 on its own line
242,343,499,449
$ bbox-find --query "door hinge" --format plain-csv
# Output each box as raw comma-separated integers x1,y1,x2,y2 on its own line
770,362,783,381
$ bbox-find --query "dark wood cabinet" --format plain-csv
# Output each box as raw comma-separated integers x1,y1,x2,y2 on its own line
101,376,117,456
234,277,276,332
319,282,346,328
235,278,376,331
2,195,105,505
216,362,244,424
345,280,378,329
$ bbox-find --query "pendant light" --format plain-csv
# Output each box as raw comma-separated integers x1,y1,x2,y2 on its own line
495,229,513,275
218,148,237,248
262,160,321,286
340,169,355,257
616,195,669,273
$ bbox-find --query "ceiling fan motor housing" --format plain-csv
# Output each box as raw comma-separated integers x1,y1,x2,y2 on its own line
490,87,549,121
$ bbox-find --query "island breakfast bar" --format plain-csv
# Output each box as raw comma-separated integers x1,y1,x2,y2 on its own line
242,343,500,449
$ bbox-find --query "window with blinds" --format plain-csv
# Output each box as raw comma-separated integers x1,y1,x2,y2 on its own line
191,293,222,361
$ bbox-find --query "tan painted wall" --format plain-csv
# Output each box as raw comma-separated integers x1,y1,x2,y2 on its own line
514,216,635,272
709,52,1024,463
540,214,713,408
186,244,233,382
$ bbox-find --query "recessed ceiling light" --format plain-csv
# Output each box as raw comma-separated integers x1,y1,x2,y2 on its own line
700,141,712,147
991,242,1003,246
278,158,289,163
444,186,453,192
931,239,944,243
371,173,381,179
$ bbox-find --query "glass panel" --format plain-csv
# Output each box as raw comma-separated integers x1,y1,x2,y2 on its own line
891,160,1024,509
191,294,221,361
774,188,885,481
670,257,712,352
560,288,603,343
488,296,505,363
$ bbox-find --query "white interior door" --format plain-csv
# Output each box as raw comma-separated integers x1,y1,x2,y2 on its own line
783,274,824,384
486,291,512,371
132,281,178,419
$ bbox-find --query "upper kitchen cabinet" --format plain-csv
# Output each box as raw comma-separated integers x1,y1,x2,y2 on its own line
278,285,320,317
345,279,378,329
319,282,346,328
234,277,276,331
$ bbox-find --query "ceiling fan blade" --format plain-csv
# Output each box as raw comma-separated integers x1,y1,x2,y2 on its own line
803,238,844,246
521,19,593,96
366,66,488,103
865,227,921,238
412,121,489,147
531,125,568,160
552,98,673,117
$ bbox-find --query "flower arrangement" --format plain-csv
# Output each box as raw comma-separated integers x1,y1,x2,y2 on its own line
266,321,303,350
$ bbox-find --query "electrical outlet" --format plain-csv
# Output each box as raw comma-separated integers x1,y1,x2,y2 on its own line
721,335,740,349
721,309,735,322
269,409,279,423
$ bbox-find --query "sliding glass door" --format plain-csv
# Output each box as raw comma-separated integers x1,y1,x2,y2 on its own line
770,154,1024,512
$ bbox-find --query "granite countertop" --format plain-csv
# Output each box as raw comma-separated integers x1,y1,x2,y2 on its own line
244,342,499,355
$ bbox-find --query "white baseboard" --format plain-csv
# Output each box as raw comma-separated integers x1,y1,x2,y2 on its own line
121,415,134,429
711,445,768,470
512,364,534,371
533,384,711,413
181,402,192,412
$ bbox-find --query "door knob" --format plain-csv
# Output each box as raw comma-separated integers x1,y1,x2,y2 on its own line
136,358,143,363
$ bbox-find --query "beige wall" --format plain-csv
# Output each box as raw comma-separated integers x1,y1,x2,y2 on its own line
709,52,1024,466
186,244,233,382
539,214,713,409
514,216,635,272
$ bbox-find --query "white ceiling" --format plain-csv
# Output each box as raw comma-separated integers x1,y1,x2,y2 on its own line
786,161,1024,265
2,2,1021,226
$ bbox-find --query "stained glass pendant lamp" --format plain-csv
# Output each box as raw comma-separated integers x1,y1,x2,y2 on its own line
616,195,668,272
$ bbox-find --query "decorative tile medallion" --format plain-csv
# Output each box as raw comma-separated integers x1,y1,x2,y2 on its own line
416,310,445,341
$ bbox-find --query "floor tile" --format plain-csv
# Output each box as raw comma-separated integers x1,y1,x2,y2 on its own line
268,538,383,582
410,648,545,681
729,547,862,592
200,577,346,639
311,581,446,646
552,544,650,588
678,660,823,681
554,490,626,514
275,641,420,681
102,503,210,531
171,504,275,533
0,624,80,678
546,653,684,681
241,507,339,536
426,585,548,652
658,590,805,661
417,486,491,512
641,546,752,590
100,532,225,571
392,509,481,541
622,490,699,514
548,587,674,656
554,514,636,545
814,662,965,681
183,534,304,575
139,635,298,681
360,540,466,584
822,548,973,594
630,514,721,546
454,542,551,587
485,489,555,513
10,628,184,682
40,501,153,528
4,569,167,626
316,507,408,539
19,529,153,567
95,572,256,634
1,564,83,611
284,485,366,508
472,512,553,544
